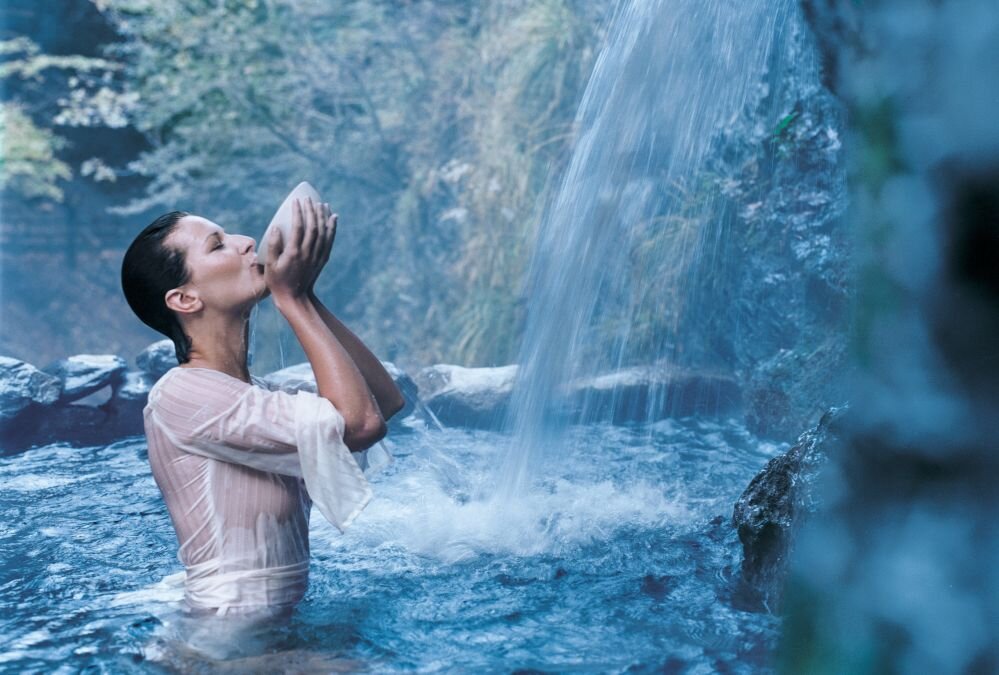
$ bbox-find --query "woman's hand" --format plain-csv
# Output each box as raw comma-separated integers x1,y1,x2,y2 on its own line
265,196,336,304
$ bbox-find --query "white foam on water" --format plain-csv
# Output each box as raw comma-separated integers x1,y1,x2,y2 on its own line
107,570,186,611
0,473,79,492
314,437,693,562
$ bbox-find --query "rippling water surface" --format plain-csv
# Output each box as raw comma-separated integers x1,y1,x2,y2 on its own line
0,418,785,672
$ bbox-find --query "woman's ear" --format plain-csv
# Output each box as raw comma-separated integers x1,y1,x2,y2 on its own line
165,287,202,315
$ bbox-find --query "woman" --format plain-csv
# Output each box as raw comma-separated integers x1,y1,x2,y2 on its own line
120,196,405,625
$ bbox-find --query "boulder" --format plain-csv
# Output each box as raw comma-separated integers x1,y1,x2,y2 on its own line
414,364,518,429
103,369,158,438
15,404,112,450
2,349,428,452
259,362,318,394
379,361,419,422
410,362,740,429
0,356,61,423
42,354,128,404
114,369,158,402
564,365,742,422
1,356,150,454
261,360,419,431
732,404,849,611
743,339,850,441
136,339,179,378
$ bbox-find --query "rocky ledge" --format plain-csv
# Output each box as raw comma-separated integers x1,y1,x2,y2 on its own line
2,341,745,454
732,404,850,611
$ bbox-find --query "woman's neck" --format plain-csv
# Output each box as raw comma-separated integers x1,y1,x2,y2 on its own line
178,314,252,383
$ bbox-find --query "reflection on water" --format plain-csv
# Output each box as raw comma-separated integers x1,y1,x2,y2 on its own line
0,418,784,672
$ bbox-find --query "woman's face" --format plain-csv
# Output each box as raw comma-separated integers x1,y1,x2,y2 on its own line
167,215,269,314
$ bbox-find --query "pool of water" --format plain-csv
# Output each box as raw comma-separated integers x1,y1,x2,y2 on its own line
0,416,785,673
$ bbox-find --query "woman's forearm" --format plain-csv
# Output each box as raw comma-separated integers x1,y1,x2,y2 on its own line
308,291,406,419
274,294,386,449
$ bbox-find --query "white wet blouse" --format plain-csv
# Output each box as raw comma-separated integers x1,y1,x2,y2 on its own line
141,366,390,616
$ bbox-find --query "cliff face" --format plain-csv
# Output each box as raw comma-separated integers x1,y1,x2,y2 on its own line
722,13,851,442
668,4,852,441
777,1,999,671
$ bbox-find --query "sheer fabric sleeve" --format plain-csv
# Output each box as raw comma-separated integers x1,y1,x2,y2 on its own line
147,368,373,532
251,374,395,480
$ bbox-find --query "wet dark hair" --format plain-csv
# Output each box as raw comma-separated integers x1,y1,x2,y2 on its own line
120,211,194,363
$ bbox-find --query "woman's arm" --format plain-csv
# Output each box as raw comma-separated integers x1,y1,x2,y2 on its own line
308,290,406,421
265,196,385,450
275,294,386,451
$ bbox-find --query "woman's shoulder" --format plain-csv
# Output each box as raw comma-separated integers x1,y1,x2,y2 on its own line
147,367,264,406
161,366,266,386
144,367,279,426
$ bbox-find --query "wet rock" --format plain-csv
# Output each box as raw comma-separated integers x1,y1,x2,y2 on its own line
689,16,852,443
743,339,849,440
414,364,518,429
23,404,113,449
136,339,179,378
103,369,158,438
261,360,418,431
3,348,426,452
640,574,673,602
565,365,742,422
0,356,62,423
42,354,128,404
411,362,740,429
259,362,318,394
732,404,848,610
2,399,127,454
114,369,158,402
1,356,148,453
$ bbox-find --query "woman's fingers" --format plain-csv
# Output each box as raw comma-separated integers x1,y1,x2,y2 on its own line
318,210,334,269
290,198,305,254
269,225,284,261
320,202,330,234
320,203,333,252
312,200,328,265
301,196,319,259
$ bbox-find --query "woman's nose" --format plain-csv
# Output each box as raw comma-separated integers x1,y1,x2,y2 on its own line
239,235,256,255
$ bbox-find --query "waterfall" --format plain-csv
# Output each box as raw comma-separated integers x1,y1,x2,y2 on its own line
493,0,798,498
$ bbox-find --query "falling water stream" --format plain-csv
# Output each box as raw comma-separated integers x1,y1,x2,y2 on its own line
494,0,794,499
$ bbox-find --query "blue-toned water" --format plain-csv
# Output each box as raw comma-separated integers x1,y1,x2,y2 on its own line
0,418,784,672
1,0,826,668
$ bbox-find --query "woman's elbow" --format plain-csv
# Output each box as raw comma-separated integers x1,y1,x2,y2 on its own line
343,416,387,451
364,417,388,445
383,393,406,421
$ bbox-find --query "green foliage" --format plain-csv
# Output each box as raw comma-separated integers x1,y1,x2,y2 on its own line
0,37,118,80
0,102,72,201
0,37,118,202
85,0,601,367
617,170,726,367
769,106,804,160
772,110,800,139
